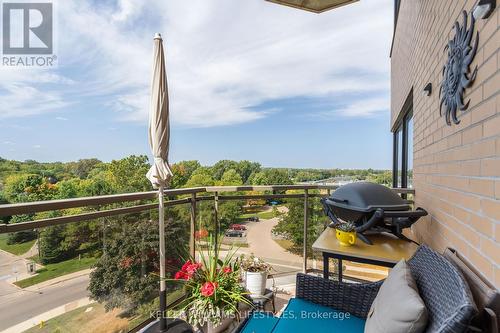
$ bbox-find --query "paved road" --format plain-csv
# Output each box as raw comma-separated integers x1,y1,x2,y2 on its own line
239,212,303,272
0,250,33,298
0,274,90,331
0,249,91,331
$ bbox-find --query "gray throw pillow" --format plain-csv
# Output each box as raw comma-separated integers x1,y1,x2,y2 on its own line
364,260,428,333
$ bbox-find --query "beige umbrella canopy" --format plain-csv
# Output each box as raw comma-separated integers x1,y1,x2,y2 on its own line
146,32,173,332
147,33,173,189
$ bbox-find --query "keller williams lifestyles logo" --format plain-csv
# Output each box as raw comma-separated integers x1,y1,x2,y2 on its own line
1,1,57,67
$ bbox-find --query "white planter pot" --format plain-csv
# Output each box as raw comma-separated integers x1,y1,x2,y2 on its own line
203,315,232,333
245,271,268,297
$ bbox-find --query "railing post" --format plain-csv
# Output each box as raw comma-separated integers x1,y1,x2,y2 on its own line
214,191,219,248
303,189,309,274
324,188,332,229
190,193,196,258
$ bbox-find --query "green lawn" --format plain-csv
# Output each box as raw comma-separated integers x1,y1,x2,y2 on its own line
23,302,132,333
24,290,186,333
0,234,36,256
239,209,276,220
15,256,97,289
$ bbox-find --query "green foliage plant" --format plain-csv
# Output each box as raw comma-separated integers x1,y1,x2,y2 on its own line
170,237,250,328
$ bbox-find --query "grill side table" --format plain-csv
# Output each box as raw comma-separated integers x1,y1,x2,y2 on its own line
312,228,418,282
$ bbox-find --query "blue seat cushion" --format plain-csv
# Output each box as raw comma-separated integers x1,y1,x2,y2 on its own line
272,298,366,333
239,311,279,333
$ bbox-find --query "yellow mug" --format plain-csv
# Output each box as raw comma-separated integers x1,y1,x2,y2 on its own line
336,230,356,246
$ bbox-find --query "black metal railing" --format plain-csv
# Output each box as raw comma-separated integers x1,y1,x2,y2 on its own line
0,184,414,332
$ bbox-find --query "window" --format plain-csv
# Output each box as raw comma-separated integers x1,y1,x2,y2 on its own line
393,127,402,187
393,92,413,188
406,116,413,188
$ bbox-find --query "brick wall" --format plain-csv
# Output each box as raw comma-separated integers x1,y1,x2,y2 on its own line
391,0,499,287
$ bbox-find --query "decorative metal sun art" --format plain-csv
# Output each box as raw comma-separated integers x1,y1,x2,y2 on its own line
439,10,479,125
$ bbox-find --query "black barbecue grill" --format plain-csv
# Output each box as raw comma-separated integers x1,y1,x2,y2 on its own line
321,182,427,245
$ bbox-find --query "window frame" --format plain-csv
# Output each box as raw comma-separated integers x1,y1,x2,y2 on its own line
392,91,413,189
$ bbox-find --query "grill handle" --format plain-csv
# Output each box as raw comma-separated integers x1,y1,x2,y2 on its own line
355,208,384,233
327,197,348,204
383,207,428,218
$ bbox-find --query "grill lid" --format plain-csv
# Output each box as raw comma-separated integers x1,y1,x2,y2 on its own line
329,182,410,213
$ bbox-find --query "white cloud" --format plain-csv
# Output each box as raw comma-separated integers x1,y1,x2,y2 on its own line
0,83,69,118
334,97,389,118
111,0,145,22
55,116,68,121
0,0,392,127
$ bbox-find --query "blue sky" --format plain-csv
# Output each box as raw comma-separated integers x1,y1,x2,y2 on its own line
0,0,394,169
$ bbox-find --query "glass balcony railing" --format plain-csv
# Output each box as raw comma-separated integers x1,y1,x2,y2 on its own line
0,185,413,332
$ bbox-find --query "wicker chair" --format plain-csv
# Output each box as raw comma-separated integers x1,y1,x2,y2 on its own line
296,245,478,333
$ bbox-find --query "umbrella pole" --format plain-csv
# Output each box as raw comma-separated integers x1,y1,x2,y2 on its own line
159,186,167,331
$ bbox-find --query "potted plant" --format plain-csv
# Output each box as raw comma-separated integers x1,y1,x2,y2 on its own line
239,254,272,297
335,221,357,246
171,239,250,333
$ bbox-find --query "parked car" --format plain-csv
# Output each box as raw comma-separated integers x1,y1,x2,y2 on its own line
225,230,245,237
247,216,260,222
230,224,247,230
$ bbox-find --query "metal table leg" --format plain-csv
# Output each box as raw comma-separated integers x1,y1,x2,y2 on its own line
323,253,329,279
338,258,343,282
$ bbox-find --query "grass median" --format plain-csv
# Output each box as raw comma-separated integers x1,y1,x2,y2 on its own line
14,256,97,289
23,302,131,333
0,234,36,256
24,290,186,333
239,210,276,220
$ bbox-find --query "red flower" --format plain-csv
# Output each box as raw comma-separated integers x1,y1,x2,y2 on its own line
185,263,202,275
181,260,193,272
200,281,218,297
174,271,189,280
222,266,232,274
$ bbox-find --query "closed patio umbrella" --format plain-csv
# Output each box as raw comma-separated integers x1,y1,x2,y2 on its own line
146,32,173,332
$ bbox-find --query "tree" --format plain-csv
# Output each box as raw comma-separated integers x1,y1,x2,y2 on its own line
264,169,292,185
3,174,57,202
79,175,114,196
107,155,151,193
88,209,189,312
170,160,201,188
370,171,392,186
217,169,244,230
247,171,269,185
56,179,82,199
295,171,320,182
184,168,215,188
6,215,36,244
211,160,239,181
65,159,102,179
3,174,56,244
236,161,261,184
39,225,65,264
0,193,10,224
60,214,100,256
272,196,327,256
219,201,242,231
217,169,243,186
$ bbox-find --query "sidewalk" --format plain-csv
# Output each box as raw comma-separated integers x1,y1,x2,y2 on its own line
1,297,94,333
24,269,92,291
20,241,39,259
0,249,41,285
